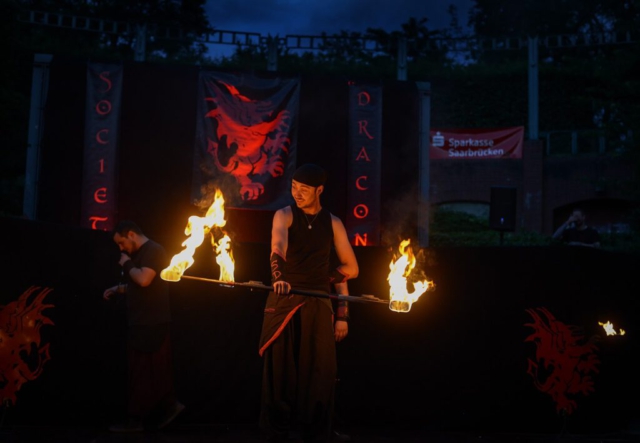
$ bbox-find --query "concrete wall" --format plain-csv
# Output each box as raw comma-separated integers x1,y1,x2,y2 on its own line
429,140,636,235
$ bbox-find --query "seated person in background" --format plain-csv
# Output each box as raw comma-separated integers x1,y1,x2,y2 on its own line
552,208,601,248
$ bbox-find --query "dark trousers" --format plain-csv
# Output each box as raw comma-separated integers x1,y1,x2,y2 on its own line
260,299,337,441
126,325,176,420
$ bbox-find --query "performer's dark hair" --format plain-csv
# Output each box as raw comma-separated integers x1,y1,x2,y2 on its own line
114,220,143,236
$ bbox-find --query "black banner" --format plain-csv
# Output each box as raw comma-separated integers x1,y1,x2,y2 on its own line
192,71,299,209
81,63,122,231
346,83,382,246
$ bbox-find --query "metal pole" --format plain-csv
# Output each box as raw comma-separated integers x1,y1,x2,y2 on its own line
528,36,539,140
415,82,431,247
177,275,390,305
134,23,147,62
267,36,278,72
23,53,53,220
397,37,407,81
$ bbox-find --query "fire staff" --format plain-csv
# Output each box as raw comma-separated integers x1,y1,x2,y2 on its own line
259,164,359,443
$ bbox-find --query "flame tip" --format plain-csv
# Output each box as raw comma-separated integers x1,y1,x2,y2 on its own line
165,189,235,286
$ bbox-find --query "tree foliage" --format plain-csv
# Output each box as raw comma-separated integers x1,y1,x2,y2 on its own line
462,1,640,204
218,15,451,76
15,0,212,62
0,0,214,216
468,0,640,38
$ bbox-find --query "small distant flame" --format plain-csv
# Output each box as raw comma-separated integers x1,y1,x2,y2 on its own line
387,239,433,313
161,189,234,282
598,321,626,336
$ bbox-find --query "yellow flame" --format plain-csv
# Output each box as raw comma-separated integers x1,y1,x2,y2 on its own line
598,321,626,336
160,189,234,282
387,239,432,313
215,234,235,282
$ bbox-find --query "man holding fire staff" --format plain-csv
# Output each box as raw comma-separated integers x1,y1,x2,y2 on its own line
259,163,359,442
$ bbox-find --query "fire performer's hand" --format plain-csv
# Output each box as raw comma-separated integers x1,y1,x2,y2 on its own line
103,283,127,300
118,253,132,267
273,280,291,295
103,286,117,301
333,283,350,342
334,320,348,342
102,286,117,301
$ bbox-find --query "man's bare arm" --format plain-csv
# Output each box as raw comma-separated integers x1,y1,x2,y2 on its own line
331,215,359,280
271,207,292,294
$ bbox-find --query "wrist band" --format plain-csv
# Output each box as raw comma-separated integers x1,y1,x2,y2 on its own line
337,300,349,321
270,252,286,283
122,260,135,274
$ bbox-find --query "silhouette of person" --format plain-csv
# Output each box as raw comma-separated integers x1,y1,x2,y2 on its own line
552,208,601,248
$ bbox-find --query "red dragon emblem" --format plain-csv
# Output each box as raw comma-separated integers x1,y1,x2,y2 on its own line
524,307,600,414
205,80,291,201
0,286,54,406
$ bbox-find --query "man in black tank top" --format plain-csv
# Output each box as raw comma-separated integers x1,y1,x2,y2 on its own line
259,164,359,442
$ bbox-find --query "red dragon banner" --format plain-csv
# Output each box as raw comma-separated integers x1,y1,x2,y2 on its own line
0,286,54,406
192,71,299,210
81,63,122,231
346,82,382,246
524,307,600,415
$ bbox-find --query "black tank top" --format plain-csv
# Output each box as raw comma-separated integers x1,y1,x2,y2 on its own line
285,204,333,292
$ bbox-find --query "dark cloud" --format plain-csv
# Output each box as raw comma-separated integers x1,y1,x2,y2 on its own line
205,0,472,37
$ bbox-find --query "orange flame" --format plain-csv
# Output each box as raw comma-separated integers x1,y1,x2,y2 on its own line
598,321,625,336
161,189,234,282
215,233,235,282
387,239,432,313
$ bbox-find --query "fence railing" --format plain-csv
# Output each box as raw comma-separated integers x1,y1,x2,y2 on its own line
541,130,633,155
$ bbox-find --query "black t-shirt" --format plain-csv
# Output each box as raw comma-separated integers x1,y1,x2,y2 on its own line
561,226,600,245
125,239,172,326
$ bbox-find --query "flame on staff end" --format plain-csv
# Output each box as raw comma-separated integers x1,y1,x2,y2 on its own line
160,189,235,283
598,321,626,336
387,239,433,313
215,234,235,283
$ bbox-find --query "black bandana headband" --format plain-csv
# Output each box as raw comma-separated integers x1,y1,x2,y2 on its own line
292,164,326,187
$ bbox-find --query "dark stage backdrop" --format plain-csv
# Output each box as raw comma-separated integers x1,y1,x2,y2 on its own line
2,216,639,435
9,57,639,434
35,57,421,248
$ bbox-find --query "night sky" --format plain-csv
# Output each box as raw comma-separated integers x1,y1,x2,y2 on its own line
204,0,473,57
